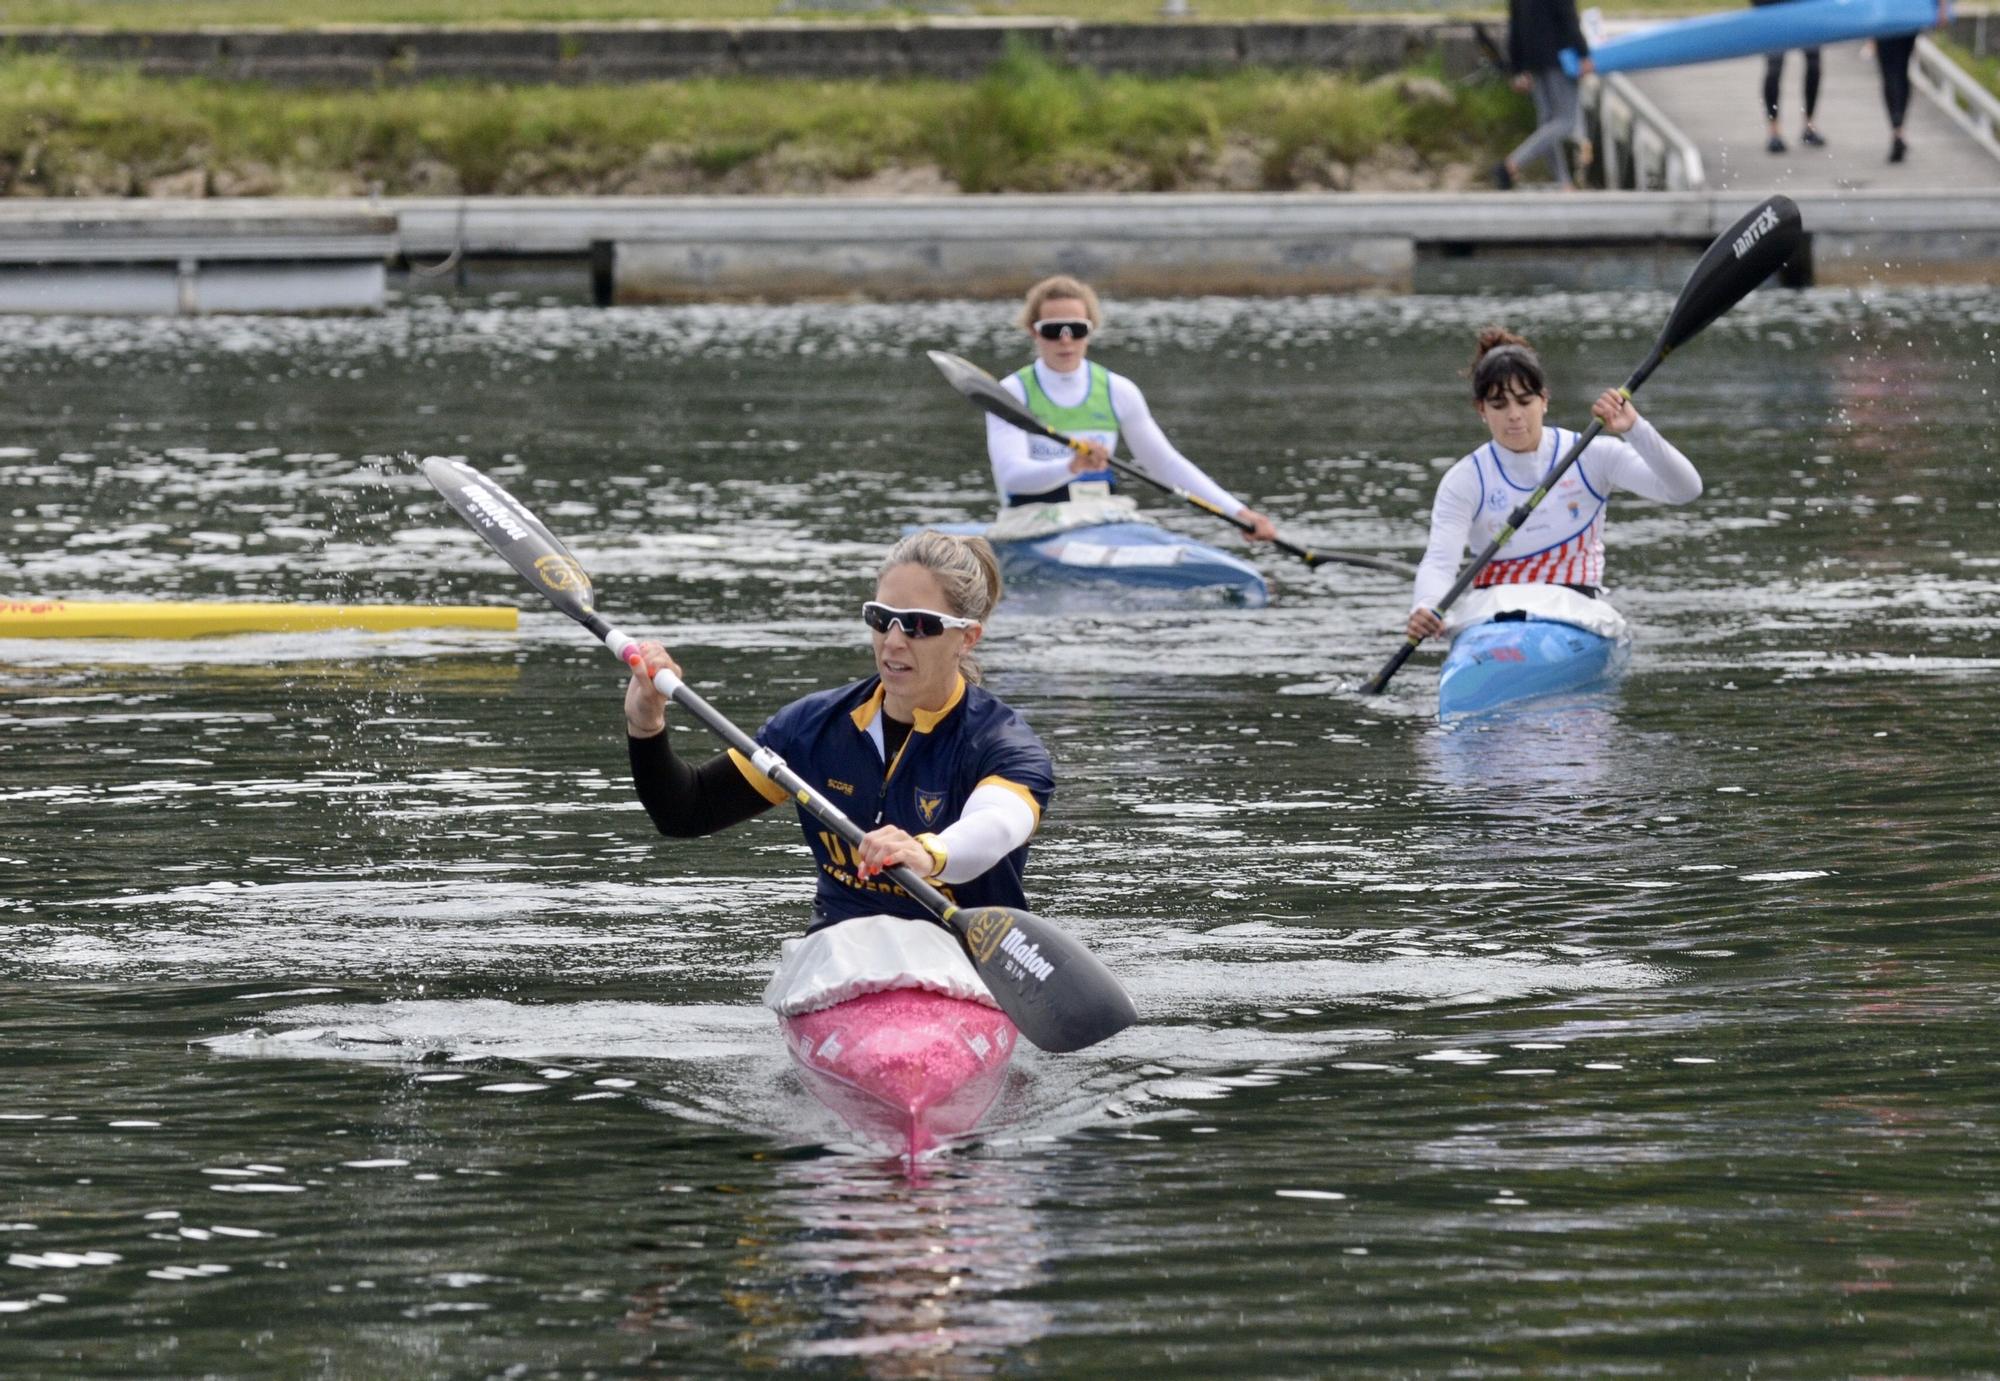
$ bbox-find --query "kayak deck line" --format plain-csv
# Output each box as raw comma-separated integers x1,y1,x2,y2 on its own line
0,600,519,639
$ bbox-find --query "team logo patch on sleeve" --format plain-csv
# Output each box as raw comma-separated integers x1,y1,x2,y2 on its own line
915,789,945,827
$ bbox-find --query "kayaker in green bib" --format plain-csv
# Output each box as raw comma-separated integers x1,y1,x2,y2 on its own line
986,274,1278,542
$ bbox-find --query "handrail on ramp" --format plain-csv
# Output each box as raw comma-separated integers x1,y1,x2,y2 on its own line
1913,35,2000,165
1580,72,1708,191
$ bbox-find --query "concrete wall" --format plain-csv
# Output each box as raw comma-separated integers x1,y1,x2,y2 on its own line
0,206,396,313
0,19,1485,84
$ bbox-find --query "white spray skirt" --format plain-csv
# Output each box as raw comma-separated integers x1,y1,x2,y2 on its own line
984,484,1142,543
1444,582,1631,643
762,913,999,1017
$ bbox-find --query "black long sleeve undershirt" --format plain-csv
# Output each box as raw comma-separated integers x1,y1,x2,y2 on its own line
628,730,776,837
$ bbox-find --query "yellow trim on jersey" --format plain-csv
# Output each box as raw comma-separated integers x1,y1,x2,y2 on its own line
976,774,1043,829
846,674,968,735
912,675,967,733
847,681,888,732
727,747,791,806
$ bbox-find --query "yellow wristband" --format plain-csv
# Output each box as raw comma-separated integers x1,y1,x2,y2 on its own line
915,832,948,879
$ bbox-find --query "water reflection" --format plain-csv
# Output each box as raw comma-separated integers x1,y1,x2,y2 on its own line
6,286,2000,1374
1414,690,1627,808
754,1154,1054,1374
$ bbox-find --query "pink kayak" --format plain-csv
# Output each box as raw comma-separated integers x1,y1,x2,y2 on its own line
781,987,1018,1160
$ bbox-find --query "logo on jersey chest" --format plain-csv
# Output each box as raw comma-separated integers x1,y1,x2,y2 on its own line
915,788,945,827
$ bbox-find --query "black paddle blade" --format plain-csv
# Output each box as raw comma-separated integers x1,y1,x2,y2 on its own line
927,349,1053,439
955,906,1137,1052
1659,195,1802,355
421,456,597,625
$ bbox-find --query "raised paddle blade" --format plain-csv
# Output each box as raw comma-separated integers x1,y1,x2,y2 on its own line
1659,195,1802,356
926,350,1060,441
926,347,1000,394
954,906,1137,1053
421,456,597,626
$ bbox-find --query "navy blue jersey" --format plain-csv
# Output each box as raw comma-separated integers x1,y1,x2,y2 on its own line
728,675,1054,927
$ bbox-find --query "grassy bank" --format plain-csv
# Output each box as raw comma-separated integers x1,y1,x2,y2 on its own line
0,48,1530,197
0,0,1743,24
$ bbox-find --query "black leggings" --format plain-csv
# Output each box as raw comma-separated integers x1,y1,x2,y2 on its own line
1763,48,1822,121
1876,33,1918,129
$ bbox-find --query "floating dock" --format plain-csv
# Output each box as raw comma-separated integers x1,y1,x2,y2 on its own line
0,207,397,315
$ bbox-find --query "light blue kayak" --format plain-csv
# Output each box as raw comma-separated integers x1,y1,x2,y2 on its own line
1438,615,1631,719
1565,0,1944,75
927,519,1270,607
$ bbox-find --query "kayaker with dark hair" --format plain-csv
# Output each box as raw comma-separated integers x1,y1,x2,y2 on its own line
1403,327,1703,648
623,528,1053,933
986,273,1277,541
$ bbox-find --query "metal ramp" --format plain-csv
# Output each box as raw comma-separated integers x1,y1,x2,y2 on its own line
1618,35,2000,192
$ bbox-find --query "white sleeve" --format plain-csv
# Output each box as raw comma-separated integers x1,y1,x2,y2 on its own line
1583,417,1702,505
1109,374,1246,516
932,783,1037,885
1411,459,1480,613
986,375,1075,501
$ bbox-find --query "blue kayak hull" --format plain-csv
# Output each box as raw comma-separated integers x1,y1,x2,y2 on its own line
1567,0,1943,75
1438,617,1630,719
927,520,1270,607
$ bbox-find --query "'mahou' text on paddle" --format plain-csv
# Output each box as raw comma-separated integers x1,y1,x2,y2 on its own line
1000,928,1055,982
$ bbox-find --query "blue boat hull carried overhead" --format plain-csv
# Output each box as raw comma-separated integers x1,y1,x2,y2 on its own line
927,493,1269,606
1435,585,1632,719
1564,0,1945,75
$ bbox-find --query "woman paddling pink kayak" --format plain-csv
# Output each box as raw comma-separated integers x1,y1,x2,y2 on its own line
424,457,1136,1158
621,529,1059,1156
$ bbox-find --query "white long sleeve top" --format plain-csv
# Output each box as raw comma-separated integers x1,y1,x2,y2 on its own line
984,360,1247,516
1412,417,1701,611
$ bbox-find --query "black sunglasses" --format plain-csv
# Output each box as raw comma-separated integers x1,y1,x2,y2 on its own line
862,601,977,638
1034,318,1092,341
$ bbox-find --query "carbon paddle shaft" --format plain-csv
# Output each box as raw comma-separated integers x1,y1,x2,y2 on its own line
596,622,953,915
1358,194,1803,697
926,349,1410,575
419,454,1138,1054
1150,474,1411,574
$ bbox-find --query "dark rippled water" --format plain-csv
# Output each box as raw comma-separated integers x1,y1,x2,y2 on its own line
4,286,1998,1375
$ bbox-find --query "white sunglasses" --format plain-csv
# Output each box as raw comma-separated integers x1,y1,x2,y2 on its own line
862,601,977,638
